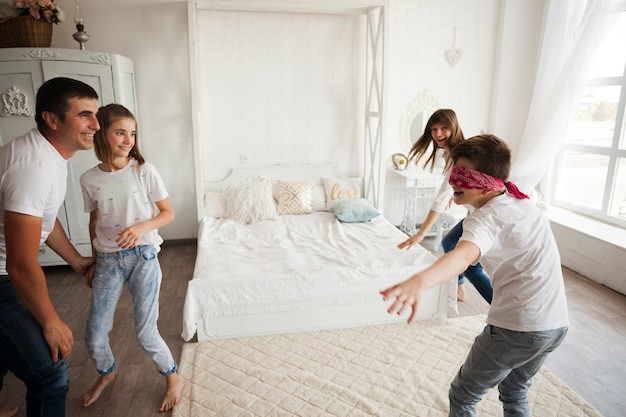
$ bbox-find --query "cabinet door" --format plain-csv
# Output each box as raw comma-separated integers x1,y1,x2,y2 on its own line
0,60,44,145
0,59,71,265
41,60,116,247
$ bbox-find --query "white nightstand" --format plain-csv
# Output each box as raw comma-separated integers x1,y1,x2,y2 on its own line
392,167,467,251
392,168,443,235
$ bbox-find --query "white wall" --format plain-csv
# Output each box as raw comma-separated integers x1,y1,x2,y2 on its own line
383,0,503,224
195,9,365,183
43,0,625,294
549,210,626,295
51,0,197,240
47,0,527,239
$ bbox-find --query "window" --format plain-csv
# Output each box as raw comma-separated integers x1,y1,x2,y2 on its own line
550,11,626,228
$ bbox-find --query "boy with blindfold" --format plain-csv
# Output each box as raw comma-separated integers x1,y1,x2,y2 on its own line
381,134,569,417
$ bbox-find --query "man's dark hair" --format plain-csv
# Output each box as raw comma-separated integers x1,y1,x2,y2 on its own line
35,77,99,133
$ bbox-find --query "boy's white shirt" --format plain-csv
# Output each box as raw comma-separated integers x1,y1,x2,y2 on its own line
80,158,168,253
461,193,569,332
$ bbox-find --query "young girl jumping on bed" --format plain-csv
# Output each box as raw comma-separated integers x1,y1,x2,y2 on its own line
80,104,184,412
397,109,493,304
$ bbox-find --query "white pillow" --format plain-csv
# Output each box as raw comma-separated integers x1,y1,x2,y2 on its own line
322,177,361,210
223,176,277,224
203,192,226,218
312,185,327,211
276,180,315,215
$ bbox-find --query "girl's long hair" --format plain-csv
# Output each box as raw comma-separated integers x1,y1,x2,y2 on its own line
407,108,464,172
94,104,145,169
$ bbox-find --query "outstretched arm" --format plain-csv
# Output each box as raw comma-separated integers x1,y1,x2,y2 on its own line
381,240,480,323
397,209,442,250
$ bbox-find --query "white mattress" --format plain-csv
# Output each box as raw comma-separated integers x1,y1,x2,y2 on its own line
182,212,439,341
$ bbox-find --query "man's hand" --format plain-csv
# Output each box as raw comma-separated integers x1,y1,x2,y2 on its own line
70,255,95,276
84,263,96,288
42,318,74,362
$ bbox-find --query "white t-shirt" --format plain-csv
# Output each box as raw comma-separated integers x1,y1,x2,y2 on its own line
430,169,472,216
461,193,569,332
0,128,68,275
80,159,168,253
430,170,453,213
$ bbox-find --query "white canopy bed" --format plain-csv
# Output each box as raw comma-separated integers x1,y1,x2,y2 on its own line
183,1,451,342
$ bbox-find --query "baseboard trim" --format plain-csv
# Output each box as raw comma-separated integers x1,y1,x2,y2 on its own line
162,238,197,247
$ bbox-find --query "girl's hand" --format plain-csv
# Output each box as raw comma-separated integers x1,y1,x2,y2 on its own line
397,233,424,250
446,196,454,210
116,226,145,249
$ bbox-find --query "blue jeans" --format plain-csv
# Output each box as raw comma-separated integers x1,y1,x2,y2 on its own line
0,275,69,417
449,324,568,417
85,245,177,376
442,219,493,304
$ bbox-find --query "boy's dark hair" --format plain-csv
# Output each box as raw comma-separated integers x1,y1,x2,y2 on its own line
35,77,99,134
450,134,511,181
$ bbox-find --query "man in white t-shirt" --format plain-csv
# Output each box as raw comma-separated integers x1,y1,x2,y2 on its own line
382,134,568,417
0,77,100,417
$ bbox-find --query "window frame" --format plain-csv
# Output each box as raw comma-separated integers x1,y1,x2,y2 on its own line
548,12,626,228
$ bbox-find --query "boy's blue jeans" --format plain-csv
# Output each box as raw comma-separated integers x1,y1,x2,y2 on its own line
449,324,568,417
442,219,493,304
85,245,177,376
0,275,69,417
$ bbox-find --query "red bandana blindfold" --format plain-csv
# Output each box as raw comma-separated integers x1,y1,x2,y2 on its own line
449,164,529,200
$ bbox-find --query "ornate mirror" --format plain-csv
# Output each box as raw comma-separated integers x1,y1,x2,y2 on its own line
399,89,439,150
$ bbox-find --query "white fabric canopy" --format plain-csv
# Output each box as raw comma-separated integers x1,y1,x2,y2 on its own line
510,0,619,192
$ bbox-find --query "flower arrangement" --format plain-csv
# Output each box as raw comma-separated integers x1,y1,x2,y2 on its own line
12,0,65,24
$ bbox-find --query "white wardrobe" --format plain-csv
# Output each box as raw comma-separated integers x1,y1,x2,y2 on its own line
0,48,137,265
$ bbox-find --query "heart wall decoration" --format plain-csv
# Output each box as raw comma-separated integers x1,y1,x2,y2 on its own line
445,27,462,67
446,48,462,67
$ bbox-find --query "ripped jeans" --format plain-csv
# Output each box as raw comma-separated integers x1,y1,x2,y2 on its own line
84,245,177,376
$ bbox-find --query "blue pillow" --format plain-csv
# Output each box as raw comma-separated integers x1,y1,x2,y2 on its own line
329,198,381,223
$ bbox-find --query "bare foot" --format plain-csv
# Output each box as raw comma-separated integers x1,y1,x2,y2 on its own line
82,372,116,407
457,283,466,302
0,406,19,417
159,372,185,413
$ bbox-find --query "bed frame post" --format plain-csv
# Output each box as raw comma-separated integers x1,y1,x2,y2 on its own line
364,5,387,211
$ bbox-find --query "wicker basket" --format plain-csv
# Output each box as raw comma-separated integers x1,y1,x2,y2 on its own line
0,15,53,48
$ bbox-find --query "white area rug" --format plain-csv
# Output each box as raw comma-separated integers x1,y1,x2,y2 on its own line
174,315,602,417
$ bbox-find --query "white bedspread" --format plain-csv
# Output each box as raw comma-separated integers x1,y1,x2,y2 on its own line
182,212,438,341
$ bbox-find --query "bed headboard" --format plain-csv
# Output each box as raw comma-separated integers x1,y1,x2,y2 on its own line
203,163,341,193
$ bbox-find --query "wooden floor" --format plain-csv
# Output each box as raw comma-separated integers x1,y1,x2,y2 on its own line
1,241,625,417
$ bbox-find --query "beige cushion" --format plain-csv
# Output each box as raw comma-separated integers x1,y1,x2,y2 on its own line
322,177,361,210
276,180,315,215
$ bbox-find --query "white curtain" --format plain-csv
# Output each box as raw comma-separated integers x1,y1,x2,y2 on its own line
509,0,619,192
